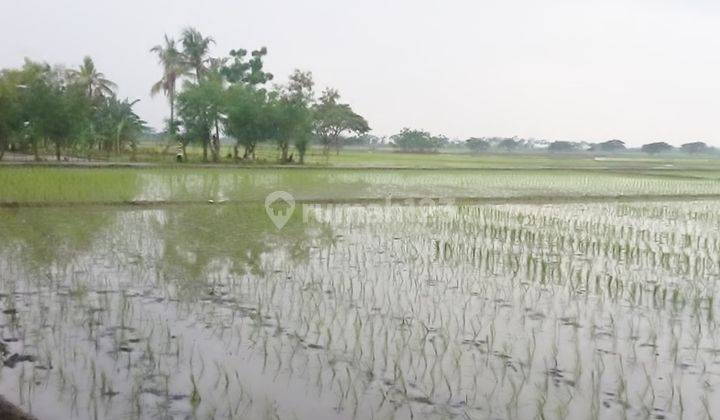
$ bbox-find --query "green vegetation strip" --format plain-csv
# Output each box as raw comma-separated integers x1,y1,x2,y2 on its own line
2,166,720,207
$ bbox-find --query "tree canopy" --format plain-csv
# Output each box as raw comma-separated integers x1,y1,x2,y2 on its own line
641,142,674,154
0,58,145,161
548,141,580,153
465,138,490,153
391,128,445,153
681,141,712,154
149,30,371,165
313,88,370,155
224,85,272,160
68,56,117,99
592,139,626,152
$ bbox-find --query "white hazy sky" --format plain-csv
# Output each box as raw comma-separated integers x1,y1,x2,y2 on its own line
2,0,720,145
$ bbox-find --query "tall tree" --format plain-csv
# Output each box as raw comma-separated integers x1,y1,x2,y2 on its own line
0,69,24,160
181,27,214,82
12,60,52,160
176,76,224,162
272,70,314,163
68,56,117,99
220,46,274,161
150,35,188,135
313,88,369,155
21,62,91,160
225,84,271,160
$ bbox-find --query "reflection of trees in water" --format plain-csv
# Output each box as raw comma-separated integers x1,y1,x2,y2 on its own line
152,203,336,296
0,208,115,283
141,168,373,202
0,203,334,297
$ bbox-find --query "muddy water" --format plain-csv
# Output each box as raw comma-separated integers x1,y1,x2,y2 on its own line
0,201,719,419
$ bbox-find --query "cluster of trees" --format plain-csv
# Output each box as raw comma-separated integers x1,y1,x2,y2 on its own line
0,27,370,163
3,29,717,163
150,28,370,163
344,133,385,148
343,131,717,156
380,133,716,156
0,57,145,160
390,129,448,152
461,137,717,155
464,137,534,153
638,141,715,154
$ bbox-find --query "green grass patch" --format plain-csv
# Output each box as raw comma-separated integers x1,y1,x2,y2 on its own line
2,165,720,205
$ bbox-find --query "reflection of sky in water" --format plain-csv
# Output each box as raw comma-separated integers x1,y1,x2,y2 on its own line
0,201,719,419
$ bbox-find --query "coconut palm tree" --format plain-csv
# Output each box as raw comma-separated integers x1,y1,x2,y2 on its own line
68,56,117,99
181,27,214,82
150,35,188,135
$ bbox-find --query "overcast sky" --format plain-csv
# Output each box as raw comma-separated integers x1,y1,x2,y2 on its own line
3,0,720,145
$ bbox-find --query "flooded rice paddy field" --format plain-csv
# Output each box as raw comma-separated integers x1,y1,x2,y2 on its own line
1,198,720,419
4,166,720,205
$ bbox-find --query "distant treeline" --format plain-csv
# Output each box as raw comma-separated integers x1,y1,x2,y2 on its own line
342,134,716,155
460,138,717,155
1,29,716,162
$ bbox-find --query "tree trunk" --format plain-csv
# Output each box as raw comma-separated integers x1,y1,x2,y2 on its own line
169,88,175,135
32,139,39,161
299,151,305,164
202,139,208,162
182,143,187,161
242,142,256,161
234,141,240,161
55,142,61,161
0,137,6,161
281,143,288,163
213,119,221,162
